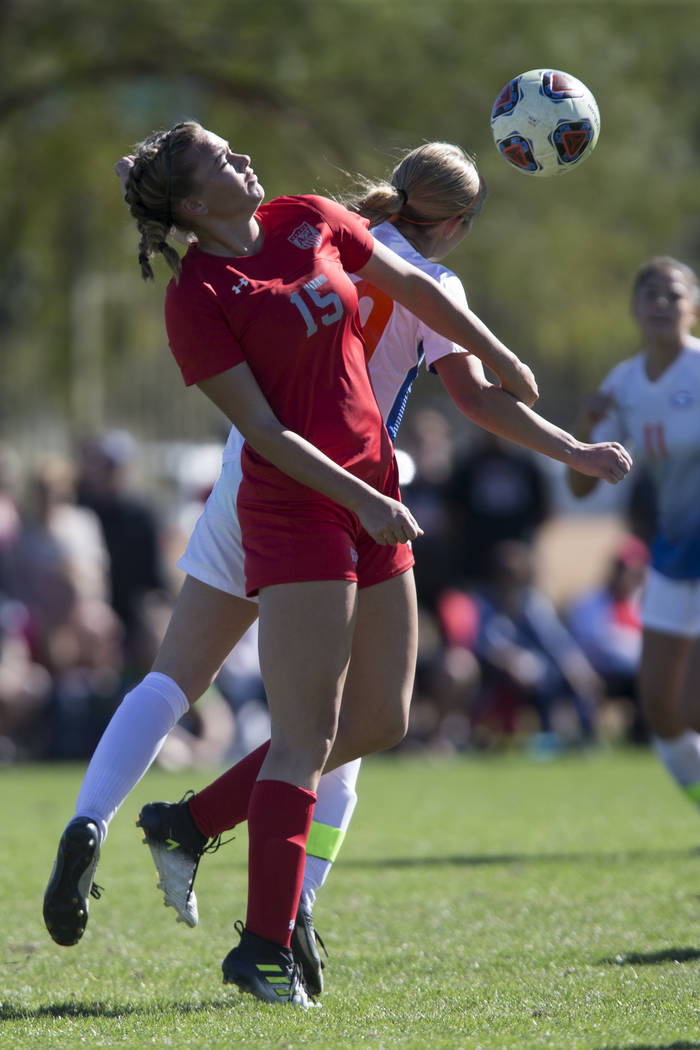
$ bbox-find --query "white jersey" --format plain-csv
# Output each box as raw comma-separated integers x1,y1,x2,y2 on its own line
220,221,468,461
222,424,246,465
352,222,469,440
591,336,700,579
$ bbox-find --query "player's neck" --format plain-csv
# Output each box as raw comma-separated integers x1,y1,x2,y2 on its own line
195,216,263,258
643,334,685,380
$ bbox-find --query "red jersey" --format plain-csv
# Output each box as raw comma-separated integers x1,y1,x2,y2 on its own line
165,194,396,508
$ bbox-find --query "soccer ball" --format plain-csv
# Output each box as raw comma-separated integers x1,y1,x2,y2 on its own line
491,69,600,176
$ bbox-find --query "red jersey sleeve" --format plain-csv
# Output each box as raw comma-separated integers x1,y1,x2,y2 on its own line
165,270,246,387
302,195,375,273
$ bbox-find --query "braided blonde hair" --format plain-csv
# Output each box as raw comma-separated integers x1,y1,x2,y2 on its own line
122,121,207,281
342,142,485,228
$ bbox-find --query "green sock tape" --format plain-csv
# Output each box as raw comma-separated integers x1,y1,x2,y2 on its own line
305,820,346,862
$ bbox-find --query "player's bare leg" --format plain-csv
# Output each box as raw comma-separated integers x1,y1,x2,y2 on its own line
44,578,256,945
642,629,700,806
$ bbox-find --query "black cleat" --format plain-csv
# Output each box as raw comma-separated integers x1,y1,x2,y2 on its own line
136,793,210,928
43,817,102,946
222,921,314,1006
291,903,327,998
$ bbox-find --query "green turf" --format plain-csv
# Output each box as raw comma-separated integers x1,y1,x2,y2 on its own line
3,748,700,1049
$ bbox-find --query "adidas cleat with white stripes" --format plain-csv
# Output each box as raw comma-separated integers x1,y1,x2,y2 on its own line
222,922,315,1007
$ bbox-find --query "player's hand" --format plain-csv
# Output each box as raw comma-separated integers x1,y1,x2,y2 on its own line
115,155,135,197
354,492,423,546
499,357,539,407
572,441,633,484
574,391,617,438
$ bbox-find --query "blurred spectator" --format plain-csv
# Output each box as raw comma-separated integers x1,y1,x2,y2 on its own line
0,444,22,593
393,408,482,750
397,407,457,611
627,465,658,547
46,596,126,760
0,597,51,761
445,432,551,586
6,456,110,667
155,698,237,771
421,588,481,752
0,456,125,759
215,619,271,761
470,539,601,751
567,534,649,743
76,430,169,653
398,600,480,753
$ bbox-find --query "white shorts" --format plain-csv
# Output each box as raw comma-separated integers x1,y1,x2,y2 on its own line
641,567,700,637
177,460,256,603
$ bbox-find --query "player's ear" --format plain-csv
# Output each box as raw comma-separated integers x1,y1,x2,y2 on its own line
180,197,208,217
444,215,468,239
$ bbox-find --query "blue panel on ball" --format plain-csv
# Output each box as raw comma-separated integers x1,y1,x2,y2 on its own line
491,77,522,120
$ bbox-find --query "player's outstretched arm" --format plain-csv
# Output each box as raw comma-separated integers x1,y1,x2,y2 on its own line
433,352,632,485
356,240,538,408
566,390,620,498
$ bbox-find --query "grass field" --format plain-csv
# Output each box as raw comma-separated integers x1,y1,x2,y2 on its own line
3,748,700,1050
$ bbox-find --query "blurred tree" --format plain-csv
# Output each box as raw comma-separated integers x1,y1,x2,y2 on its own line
0,0,699,450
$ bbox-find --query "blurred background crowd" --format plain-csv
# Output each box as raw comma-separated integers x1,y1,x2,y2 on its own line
0,411,655,767
2,1,697,767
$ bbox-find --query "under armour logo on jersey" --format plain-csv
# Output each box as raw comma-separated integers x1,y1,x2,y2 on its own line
288,222,323,250
232,278,249,294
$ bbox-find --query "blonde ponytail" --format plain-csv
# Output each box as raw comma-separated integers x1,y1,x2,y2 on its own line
341,142,485,228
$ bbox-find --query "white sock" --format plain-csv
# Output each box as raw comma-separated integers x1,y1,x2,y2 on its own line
653,730,700,798
302,758,362,903
74,672,189,842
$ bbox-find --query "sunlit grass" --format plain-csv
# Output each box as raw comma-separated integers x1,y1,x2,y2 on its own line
3,748,700,1048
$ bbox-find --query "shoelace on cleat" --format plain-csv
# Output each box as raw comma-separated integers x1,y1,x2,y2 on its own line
289,961,307,997
175,790,235,858
202,831,235,855
313,927,328,962
297,910,328,966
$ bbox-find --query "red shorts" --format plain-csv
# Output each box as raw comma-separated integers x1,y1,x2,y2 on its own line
238,491,414,597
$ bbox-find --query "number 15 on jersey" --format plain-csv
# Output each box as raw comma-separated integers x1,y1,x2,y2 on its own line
291,274,343,337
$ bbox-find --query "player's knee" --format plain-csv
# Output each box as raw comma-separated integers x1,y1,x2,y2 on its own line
367,705,409,752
